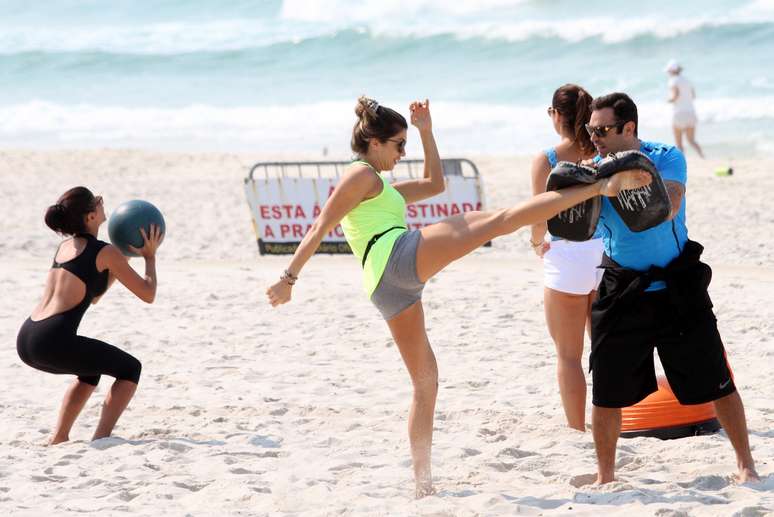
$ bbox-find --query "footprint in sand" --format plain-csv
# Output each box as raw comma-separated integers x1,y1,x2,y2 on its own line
31,474,66,483
676,474,730,490
569,473,597,488
112,491,139,502
249,435,282,448
173,481,208,491
731,506,772,517
329,462,365,472
654,509,690,517
497,447,536,459
75,479,103,489
486,461,516,472
158,441,193,453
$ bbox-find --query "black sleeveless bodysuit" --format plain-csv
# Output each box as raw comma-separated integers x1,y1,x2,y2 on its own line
17,234,141,386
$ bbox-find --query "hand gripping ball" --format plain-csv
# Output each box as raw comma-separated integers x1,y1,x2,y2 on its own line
108,200,166,257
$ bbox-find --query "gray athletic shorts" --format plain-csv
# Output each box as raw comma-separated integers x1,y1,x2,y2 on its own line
370,230,425,320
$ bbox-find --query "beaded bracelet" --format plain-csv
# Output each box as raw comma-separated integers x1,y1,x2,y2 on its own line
280,269,297,285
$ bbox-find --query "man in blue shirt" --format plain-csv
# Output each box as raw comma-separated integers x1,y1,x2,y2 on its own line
586,93,758,484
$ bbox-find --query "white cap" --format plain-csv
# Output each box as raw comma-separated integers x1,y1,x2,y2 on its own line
664,59,681,73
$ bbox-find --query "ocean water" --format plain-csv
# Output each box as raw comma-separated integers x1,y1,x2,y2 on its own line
1,0,772,157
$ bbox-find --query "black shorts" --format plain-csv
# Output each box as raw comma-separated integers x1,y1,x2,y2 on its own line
590,289,735,408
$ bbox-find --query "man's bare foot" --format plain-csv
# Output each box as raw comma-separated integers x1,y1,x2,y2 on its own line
595,473,615,485
738,467,760,484
415,482,436,499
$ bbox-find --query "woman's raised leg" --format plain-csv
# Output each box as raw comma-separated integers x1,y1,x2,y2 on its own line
417,182,603,281
416,171,649,281
386,301,439,498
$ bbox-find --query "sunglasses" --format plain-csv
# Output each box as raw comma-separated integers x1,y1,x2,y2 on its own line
547,106,558,116
585,123,625,138
388,138,406,152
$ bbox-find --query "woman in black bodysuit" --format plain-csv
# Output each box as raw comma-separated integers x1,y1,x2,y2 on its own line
17,186,162,444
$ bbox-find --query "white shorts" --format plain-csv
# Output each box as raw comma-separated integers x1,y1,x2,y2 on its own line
672,110,697,130
543,238,604,295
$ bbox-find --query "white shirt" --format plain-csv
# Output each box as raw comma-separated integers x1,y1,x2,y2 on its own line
668,75,695,113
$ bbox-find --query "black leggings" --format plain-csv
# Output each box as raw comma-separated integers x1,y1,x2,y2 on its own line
17,311,141,386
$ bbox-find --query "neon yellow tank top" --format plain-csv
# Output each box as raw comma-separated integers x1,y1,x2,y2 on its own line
340,161,408,296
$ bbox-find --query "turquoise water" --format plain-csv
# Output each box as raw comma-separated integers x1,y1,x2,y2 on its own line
1,0,772,155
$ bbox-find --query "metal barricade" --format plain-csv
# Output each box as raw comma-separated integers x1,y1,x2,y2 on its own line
244,158,485,255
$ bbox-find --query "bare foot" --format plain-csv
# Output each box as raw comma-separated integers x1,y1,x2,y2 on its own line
595,473,615,485
48,435,69,445
415,482,437,499
738,467,760,484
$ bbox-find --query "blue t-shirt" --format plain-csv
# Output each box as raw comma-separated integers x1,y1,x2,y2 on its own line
596,141,688,291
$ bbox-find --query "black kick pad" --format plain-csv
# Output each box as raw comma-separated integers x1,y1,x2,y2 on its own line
595,150,671,233
545,151,671,240
546,161,602,241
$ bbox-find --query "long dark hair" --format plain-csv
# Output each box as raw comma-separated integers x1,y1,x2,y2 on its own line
552,84,595,156
350,96,408,155
44,186,98,235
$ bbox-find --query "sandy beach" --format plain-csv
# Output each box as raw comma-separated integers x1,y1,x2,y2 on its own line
1,149,772,516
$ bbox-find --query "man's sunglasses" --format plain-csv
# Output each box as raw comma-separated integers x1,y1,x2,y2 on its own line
585,123,625,138
388,138,406,152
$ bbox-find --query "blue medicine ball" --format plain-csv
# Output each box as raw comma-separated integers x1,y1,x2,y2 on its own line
108,200,166,257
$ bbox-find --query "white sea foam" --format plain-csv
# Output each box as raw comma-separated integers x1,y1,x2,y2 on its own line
280,0,529,22
0,19,321,55
740,0,774,14
2,98,772,155
0,4,771,54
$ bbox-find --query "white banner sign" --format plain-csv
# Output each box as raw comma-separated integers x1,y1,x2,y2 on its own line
244,175,484,254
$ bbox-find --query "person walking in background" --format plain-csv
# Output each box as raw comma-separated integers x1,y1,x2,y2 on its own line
529,84,601,431
665,59,705,158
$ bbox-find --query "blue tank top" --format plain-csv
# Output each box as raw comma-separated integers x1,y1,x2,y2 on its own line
544,147,558,168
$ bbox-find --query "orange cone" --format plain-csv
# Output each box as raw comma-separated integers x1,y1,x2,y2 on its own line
620,376,720,439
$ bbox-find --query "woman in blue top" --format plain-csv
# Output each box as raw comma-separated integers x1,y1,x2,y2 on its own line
529,84,600,431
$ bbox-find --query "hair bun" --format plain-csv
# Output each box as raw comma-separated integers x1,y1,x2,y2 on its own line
356,95,380,119
44,203,67,233
51,203,67,218
350,96,407,155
